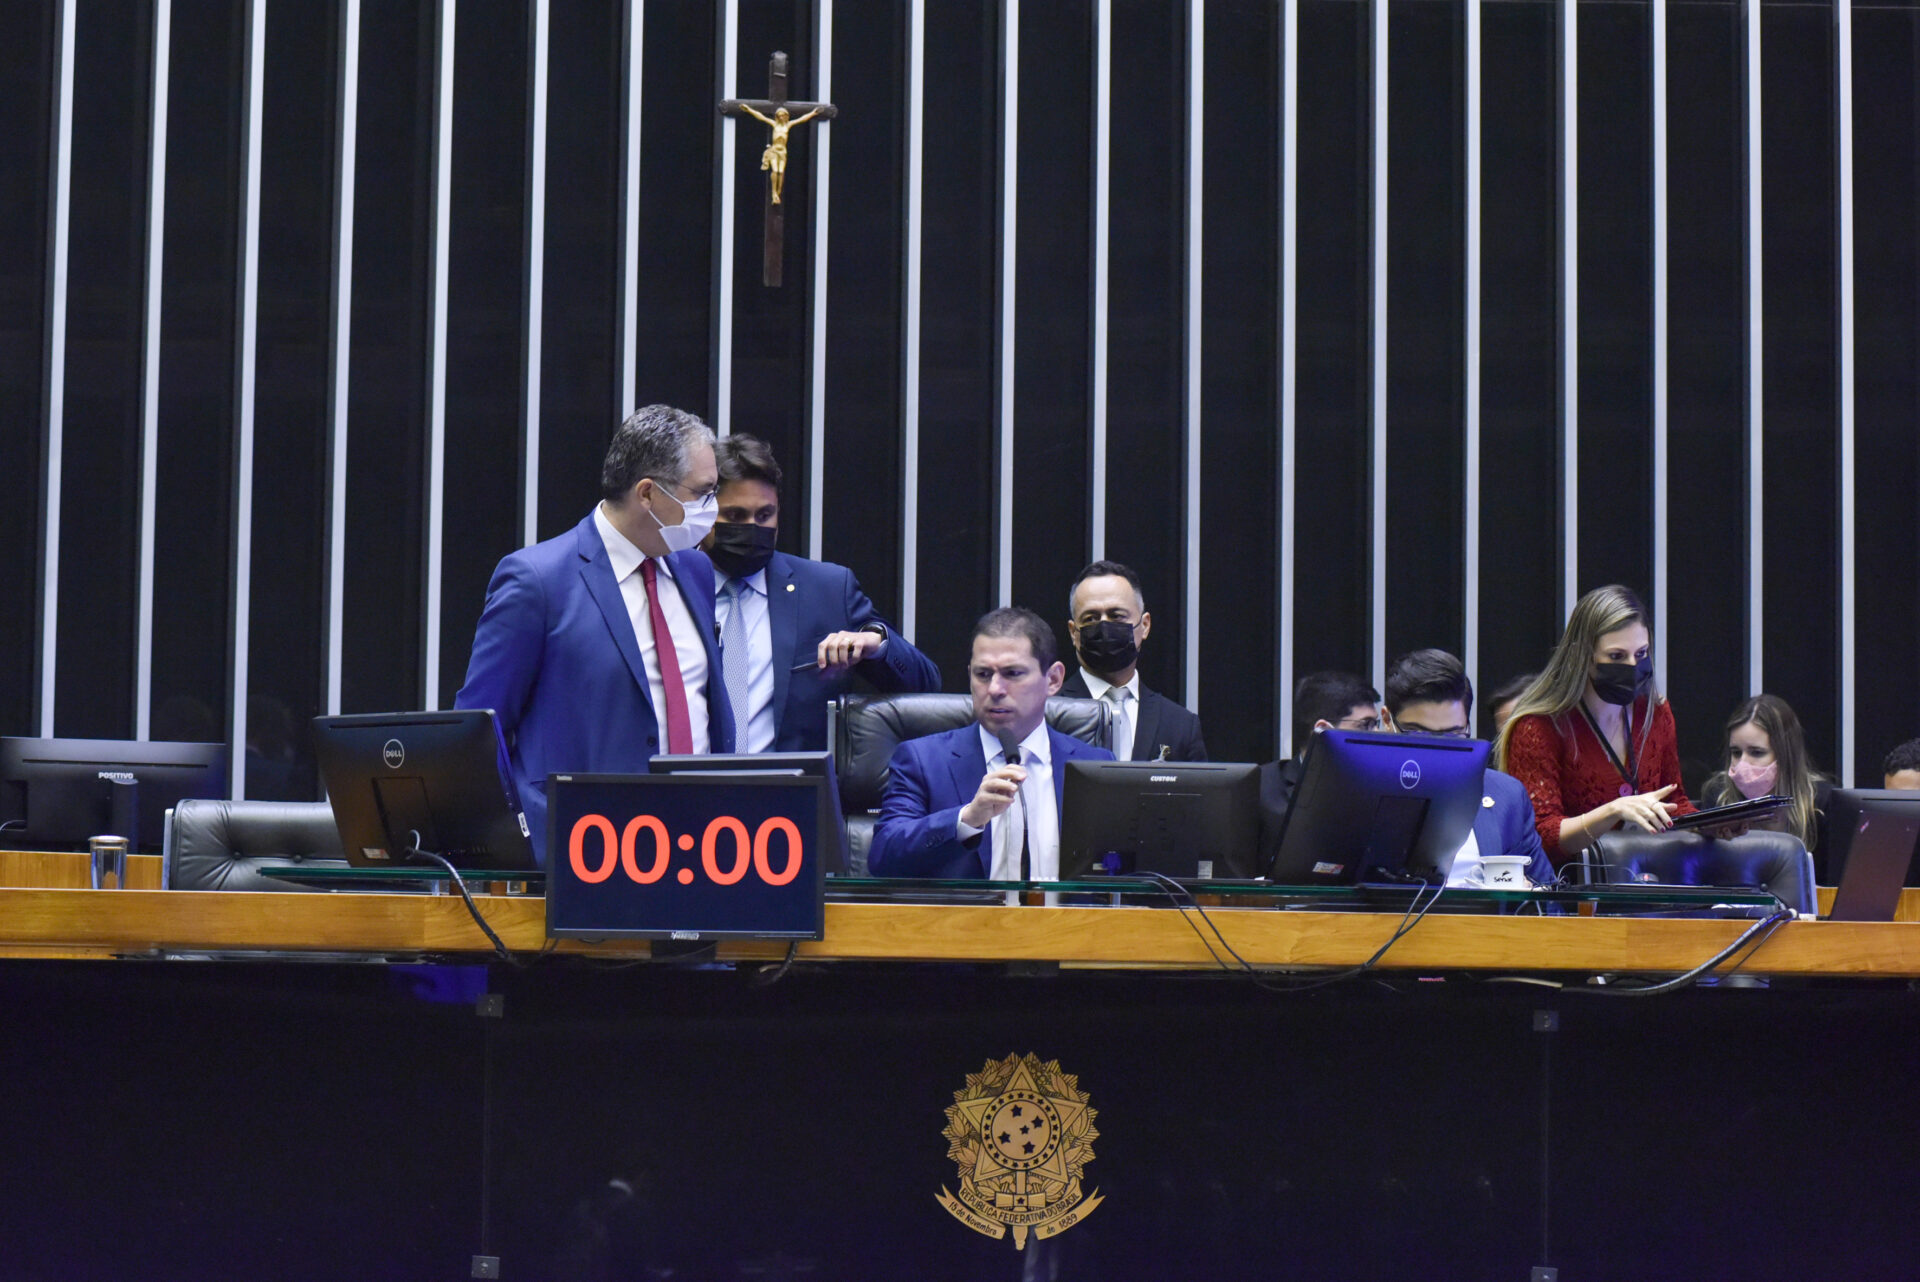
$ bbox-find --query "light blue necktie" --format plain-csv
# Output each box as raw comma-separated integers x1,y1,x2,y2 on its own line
720,579,753,739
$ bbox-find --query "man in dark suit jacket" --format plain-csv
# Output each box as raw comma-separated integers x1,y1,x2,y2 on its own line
1257,670,1381,869
704,435,938,753
455,405,735,863
1379,648,1551,885
870,608,1113,879
1058,560,1206,762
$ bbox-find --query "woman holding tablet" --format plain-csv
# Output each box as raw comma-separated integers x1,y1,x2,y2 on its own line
1495,585,1698,868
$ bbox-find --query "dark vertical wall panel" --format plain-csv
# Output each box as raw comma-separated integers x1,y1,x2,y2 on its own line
340,0,431,715
1852,5,1920,786
438,0,530,710
538,0,621,540
1759,0,1838,771
54,0,154,738
0,2,51,736
151,0,242,745
1199,0,1278,760
244,0,338,794
819,0,906,629
1291,0,1370,684
1009,0,1092,626
1574,0,1652,602
1475,0,1561,725
912,0,999,689
1664,0,1747,785
1384,0,1464,665
1104,0,1188,701
631,0,715,417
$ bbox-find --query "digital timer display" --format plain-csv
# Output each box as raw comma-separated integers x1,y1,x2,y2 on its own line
545,773,827,940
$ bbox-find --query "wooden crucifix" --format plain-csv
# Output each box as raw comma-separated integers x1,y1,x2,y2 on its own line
719,51,836,287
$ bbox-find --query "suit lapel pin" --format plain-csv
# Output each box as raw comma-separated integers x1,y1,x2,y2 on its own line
786,583,795,591
1482,796,1495,808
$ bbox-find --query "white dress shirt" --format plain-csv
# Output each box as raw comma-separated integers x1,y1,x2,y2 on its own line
594,503,711,753
952,721,1058,883
1075,668,1138,761
716,569,775,753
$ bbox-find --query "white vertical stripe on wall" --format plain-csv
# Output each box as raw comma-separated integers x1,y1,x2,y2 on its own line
806,0,834,562
38,0,75,738
1559,0,1577,620
1183,0,1203,708
136,0,172,740
1368,0,1386,694
900,0,925,638
1089,0,1111,561
229,0,266,795
326,0,361,717
1651,0,1669,693
521,0,549,547
995,0,1018,608
714,0,739,435
1277,0,1297,757
1744,0,1762,691
617,0,643,419
1462,0,1481,704
1835,0,1855,784
421,0,455,711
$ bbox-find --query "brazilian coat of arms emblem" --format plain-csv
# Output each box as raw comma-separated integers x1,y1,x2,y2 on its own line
937,1053,1102,1250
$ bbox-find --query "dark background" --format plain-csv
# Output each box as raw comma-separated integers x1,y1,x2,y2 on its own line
2,959,1919,1279
2,0,1917,794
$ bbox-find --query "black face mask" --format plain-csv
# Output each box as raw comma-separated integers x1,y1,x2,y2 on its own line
1075,620,1139,676
1592,656,1654,706
707,521,777,578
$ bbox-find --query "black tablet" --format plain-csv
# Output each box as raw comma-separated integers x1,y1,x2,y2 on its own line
1667,794,1793,832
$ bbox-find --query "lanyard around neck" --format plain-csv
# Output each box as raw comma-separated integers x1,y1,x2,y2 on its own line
1576,701,1639,790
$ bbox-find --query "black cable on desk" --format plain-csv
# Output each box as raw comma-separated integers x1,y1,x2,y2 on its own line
405,833,521,966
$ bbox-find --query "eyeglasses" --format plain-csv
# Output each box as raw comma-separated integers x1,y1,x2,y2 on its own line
649,476,718,504
1334,715,1381,732
1394,722,1473,739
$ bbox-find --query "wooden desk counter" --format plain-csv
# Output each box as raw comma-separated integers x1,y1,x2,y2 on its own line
2,885,1919,977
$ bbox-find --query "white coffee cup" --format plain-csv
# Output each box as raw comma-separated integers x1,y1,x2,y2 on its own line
1480,855,1531,888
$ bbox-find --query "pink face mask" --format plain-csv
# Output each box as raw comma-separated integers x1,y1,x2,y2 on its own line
1730,758,1779,799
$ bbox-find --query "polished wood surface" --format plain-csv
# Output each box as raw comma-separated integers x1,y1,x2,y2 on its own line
0,886,1918,976
0,850,164,890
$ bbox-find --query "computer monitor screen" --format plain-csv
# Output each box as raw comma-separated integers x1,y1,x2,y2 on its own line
1058,760,1263,880
0,737,228,853
650,752,850,875
312,710,536,870
1825,789,1920,921
1266,729,1490,885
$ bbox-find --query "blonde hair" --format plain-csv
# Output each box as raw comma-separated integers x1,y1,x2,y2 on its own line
1702,693,1827,850
1494,585,1659,772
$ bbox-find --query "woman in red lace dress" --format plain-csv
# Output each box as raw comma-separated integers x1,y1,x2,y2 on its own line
1493,585,1697,868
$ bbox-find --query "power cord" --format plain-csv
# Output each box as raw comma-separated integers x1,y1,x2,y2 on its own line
406,832,522,966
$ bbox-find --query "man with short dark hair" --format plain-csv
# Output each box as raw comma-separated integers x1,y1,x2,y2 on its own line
704,434,938,753
456,405,735,863
869,608,1114,879
1380,648,1552,886
1058,560,1206,761
1258,671,1381,870
1884,738,1920,791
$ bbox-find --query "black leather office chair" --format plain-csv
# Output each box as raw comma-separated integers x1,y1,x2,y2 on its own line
166,799,348,891
1584,828,1815,916
828,694,1111,875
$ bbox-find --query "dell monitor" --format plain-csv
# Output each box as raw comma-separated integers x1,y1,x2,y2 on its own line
1266,729,1491,886
0,737,228,853
1824,788,1920,921
312,710,536,870
1059,760,1263,880
650,751,850,875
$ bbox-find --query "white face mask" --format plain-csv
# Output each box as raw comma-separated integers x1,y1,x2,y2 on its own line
645,481,718,553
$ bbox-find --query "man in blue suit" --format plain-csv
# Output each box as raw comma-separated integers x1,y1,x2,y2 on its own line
870,608,1114,880
703,434,939,752
455,405,735,863
1379,648,1553,886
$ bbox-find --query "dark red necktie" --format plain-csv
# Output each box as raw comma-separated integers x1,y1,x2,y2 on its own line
639,559,693,754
